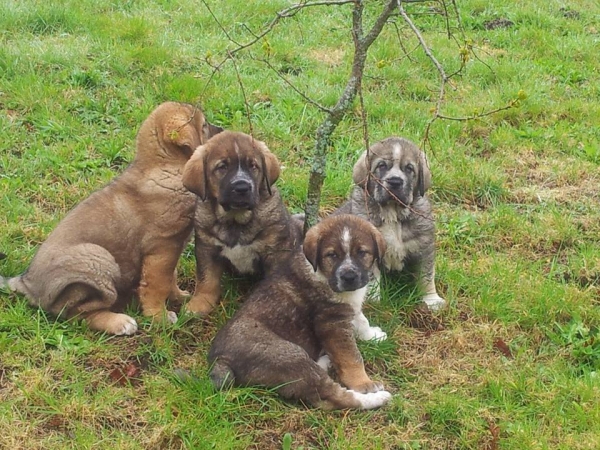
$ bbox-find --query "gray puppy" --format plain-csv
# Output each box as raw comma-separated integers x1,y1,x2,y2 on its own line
337,136,446,313
208,215,391,410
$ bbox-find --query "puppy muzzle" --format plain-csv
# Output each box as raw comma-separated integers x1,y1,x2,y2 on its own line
334,264,368,292
221,177,258,210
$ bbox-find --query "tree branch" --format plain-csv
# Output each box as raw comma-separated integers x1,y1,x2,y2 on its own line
303,0,397,233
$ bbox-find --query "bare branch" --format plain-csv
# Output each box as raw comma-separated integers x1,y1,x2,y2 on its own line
254,56,332,114
228,51,254,137
437,98,521,121
304,0,398,233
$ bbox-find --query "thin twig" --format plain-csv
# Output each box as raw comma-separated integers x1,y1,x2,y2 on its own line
397,0,447,154
254,56,332,113
229,51,254,137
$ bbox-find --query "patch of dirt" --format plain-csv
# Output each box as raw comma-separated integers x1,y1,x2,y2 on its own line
559,7,581,19
394,312,516,389
309,48,345,67
408,307,446,333
484,18,514,30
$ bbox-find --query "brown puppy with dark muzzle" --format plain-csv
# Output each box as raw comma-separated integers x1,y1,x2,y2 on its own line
0,102,223,335
181,131,302,315
207,215,391,410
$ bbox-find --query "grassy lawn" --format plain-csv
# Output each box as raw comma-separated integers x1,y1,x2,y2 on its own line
1,0,599,448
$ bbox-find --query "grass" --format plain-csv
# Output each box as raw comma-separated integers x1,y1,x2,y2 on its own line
1,0,599,448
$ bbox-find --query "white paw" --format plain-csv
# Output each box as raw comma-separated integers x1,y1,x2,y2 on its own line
358,326,387,341
352,390,392,410
166,310,178,324
114,314,138,336
316,354,332,371
422,293,447,312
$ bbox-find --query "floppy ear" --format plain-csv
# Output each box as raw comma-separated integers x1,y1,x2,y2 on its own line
182,145,209,200
371,226,387,268
255,140,280,195
164,115,204,157
352,150,369,187
302,224,321,272
417,150,432,198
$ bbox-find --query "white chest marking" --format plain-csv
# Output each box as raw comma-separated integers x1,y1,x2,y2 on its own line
333,286,367,312
378,207,420,271
220,243,260,274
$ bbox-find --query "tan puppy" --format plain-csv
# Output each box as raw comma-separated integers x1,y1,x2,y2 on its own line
0,102,222,335
208,215,391,410
181,131,302,315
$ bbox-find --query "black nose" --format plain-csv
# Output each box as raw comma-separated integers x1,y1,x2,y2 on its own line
340,270,359,284
387,177,404,189
231,179,251,194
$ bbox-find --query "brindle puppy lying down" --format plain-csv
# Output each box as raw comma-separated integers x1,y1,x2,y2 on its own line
208,215,392,410
182,131,302,316
0,102,222,335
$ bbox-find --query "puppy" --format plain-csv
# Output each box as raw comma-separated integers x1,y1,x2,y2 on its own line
337,136,446,312
208,215,391,410
0,102,223,335
181,131,302,315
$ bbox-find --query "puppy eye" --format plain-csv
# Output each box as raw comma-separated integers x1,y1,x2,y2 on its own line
357,249,370,257
376,161,387,170
405,164,415,173
325,251,338,260
249,160,260,171
215,161,228,172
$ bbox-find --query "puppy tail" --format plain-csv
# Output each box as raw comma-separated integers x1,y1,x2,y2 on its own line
209,359,235,390
0,274,23,294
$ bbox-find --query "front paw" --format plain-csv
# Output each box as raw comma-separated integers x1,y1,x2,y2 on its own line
360,326,387,342
422,293,447,312
183,294,219,316
147,309,178,324
351,380,384,394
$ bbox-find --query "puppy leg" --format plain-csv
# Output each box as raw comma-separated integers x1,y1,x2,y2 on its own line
138,252,180,323
168,268,190,303
16,243,138,335
420,267,446,312
215,340,390,410
353,311,387,341
184,254,223,316
318,325,383,393
81,310,138,335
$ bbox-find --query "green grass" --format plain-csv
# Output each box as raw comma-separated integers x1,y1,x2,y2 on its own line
1,0,600,448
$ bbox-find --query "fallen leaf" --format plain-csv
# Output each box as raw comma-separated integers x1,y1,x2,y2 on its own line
493,338,513,358
109,361,141,386
486,418,500,450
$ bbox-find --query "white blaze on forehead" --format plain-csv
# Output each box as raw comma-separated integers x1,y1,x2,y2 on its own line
341,227,351,253
234,141,242,171
392,142,402,162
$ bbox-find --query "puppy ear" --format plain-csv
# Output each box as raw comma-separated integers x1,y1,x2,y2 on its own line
352,150,369,187
255,140,280,195
182,145,208,200
417,151,432,197
202,120,224,143
164,115,204,157
371,226,387,268
303,224,321,272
